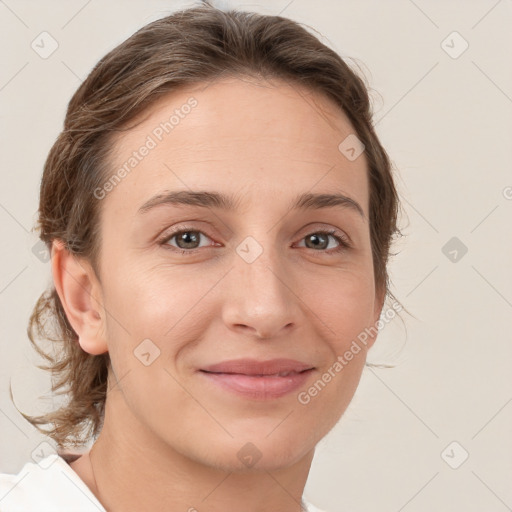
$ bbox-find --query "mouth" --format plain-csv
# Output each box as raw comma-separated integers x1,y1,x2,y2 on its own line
200,358,314,375
198,359,315,400
200,369,310,377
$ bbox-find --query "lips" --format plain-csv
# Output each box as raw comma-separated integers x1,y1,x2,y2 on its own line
198,358,315,400
200,358,314,376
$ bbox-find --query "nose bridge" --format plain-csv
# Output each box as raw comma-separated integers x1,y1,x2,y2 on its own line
223,233,297,338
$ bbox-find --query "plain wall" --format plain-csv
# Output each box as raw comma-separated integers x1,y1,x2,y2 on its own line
1,1,511,511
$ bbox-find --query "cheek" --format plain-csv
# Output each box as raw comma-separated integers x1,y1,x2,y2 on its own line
100,266,212,426
301,267,377,350
295,275,374,425
102,262,218,369
105,259,203,325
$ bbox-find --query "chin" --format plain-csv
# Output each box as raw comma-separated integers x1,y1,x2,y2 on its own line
194,432,316,474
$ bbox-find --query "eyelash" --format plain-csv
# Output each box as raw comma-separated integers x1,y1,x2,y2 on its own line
158,226,352,256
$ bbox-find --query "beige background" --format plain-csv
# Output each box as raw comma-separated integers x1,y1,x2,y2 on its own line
1,0,511,510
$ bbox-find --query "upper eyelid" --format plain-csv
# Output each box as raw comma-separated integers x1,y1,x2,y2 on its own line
159,225,351,247
158,225,214,243
159,229,214,248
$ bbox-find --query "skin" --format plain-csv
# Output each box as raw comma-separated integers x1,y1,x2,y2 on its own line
52,77,384,511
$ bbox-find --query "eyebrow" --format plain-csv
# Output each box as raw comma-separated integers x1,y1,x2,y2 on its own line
138,190,365,219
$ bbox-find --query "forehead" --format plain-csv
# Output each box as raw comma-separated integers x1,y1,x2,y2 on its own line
103,77,369,217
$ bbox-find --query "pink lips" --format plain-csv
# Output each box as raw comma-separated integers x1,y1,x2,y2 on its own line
199,358,315,400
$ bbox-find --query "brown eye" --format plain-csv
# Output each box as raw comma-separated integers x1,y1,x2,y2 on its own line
298,230,351,254
161,229,213,252
174,231,201,249
304,233,330,250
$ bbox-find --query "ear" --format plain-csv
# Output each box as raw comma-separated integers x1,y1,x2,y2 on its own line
51,239,108,355
366,285,386,351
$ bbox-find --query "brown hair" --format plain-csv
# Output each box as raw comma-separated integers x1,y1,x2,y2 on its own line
13,2,403,450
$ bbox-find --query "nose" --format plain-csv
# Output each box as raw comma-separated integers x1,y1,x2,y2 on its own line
221,242,299,340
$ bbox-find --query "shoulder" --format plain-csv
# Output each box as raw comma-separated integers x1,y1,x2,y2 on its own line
0,453,105,512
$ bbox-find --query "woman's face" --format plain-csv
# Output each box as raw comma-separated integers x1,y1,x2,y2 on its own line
90,77,383,471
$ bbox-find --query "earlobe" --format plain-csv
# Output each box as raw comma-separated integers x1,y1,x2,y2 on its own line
51,239,108,355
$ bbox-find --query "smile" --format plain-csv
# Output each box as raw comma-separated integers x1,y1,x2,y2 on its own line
198,360,315,400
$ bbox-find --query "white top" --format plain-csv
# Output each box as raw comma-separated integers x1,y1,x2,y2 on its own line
0,454,328,512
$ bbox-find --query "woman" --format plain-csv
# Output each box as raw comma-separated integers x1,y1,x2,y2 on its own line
0,2,401,511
